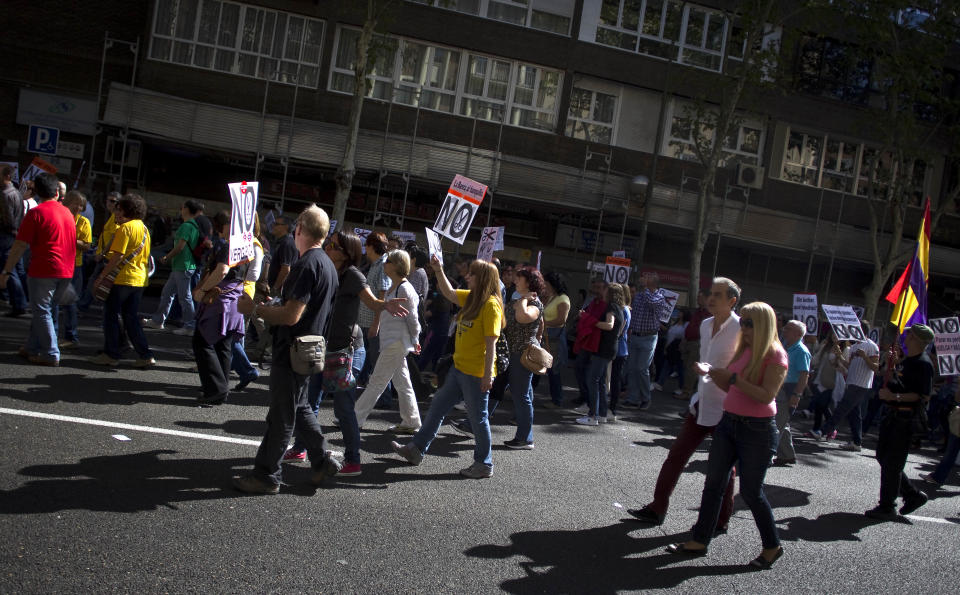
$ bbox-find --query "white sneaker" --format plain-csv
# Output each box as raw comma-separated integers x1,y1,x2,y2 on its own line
572,404,589,415
142,318,164,330
172,327,194,336
652,383,664,392
575,416,599,426
454,402,466,412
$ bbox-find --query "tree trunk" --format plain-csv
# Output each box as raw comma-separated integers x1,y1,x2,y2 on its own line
331,3,376,230
688,162,718,300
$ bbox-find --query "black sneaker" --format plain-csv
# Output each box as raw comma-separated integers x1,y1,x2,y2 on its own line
627,506,664,525
451,419,474,437
311,455,342,485
504,439,534,450
864,506,899,521
899,493,929,516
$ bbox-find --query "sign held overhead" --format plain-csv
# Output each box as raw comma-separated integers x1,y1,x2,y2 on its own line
227,181,258,266
822,305,864,342
433,174,488,244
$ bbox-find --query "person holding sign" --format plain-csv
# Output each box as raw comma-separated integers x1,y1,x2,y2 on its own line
667,301,787,570
391,256,503,479
817,321,879,452
863,324,935,520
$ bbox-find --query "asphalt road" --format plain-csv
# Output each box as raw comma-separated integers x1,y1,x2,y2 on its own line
1,304,958,594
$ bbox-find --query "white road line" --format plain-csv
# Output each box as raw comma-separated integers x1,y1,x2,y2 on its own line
905,514,954,525
0,407,261,446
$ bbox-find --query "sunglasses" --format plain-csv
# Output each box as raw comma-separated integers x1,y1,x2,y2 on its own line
741,318,754,329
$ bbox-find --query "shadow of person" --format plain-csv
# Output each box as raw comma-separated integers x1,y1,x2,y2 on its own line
775,511,901,542
0,449,250,514
174,419,266,437
465,520,753,593
0,373,203,408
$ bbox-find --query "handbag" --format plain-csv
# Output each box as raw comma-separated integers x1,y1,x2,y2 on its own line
495,332,510,375
200,286,222,305
521,341,554,375
94,234,147,302
322,348,355,392
289,334,327,375
948,406,960,437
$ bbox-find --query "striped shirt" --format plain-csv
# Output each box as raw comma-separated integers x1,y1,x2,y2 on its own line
629,288,668,335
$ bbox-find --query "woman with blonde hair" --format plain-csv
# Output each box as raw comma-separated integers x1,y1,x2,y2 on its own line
667,301,788,570
392,257,503,479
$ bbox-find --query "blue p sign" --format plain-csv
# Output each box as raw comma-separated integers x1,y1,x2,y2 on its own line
28,125,60,155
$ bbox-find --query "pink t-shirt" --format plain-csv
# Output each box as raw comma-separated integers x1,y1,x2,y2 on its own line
723,346,788,418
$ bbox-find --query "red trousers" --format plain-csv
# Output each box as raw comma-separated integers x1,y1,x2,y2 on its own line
648,413,736,528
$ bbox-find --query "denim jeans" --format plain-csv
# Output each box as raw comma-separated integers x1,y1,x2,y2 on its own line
775,382,797,459
103,285,153,360
930,433,960,485
412,367,492,468
253,362,332,485
693,412,780,549
153,270,196,328
609,355,626,413
545,327,566,405
823,384,872,445
0,235,27,311
418,314,450,371
811,386,834,432
57,266,84,342
626,333,657,405
26,277,72,361
574,350,592,404
586,354,612,418
507,352,535,443
78,260,105,311
298,346,365,463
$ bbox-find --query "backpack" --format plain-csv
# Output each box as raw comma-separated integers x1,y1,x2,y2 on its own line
187,219,211,265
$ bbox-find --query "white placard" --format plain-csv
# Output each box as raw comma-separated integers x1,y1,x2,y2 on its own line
843,303,865,319
329,219,338,236
613,250,626,258
425,227,443,266
660,289,679,323
57,141,85,159
822,304,865,342
536,250,542,271
19,156,57,194
930,317,960,376
494,226,505,251
793,293,819,335
392,230,417,244
477,227,496,262
227,181,258,266
586,261,605,273
433,174,487,244
354,228,372,254
603,256,631,285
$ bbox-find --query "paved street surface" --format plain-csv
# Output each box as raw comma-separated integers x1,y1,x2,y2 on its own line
1,306,958,593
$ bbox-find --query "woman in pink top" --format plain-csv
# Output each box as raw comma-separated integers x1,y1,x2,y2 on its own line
667,301,788,570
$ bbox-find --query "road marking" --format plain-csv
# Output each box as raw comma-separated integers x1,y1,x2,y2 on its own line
906,514,954,525
0,407,261,446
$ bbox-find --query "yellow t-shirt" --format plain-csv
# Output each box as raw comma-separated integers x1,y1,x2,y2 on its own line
109,219,151,287
242,238,264,299
74,215,92,267
544,293,570,321
453,289,502,378
97,213,118,256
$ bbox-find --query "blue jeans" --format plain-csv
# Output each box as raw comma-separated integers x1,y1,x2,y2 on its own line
230,333,258,382
26,277,72,361
626,333,657,405
103,285,153,360
930,433,960,485
0,235,27,311
586,354,612,417
508,352,535,443
574,350,592,404
822,384,872,445
545,327,567,405
609,355,626,413
657,356,684,387
412,367,492,468
418,314,450,371
78,260,105,311
298,346,366,463
693,412,780,549
57,266,84,342
153,270,196,328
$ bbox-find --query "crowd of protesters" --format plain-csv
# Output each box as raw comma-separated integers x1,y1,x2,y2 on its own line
2,175,958,569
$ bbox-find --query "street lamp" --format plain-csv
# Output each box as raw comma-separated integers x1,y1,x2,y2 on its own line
620,174,649,247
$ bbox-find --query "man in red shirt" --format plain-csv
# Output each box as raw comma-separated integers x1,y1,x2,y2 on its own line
0,172,76,366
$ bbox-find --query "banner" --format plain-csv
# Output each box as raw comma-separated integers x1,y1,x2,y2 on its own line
477,227,496,262
660,289,680,324
603,256,631,285
226,181,258,266
494,226,505,251
930,317,960,376
793,293,819,335
19,156,57,193
822,305,865,342
433,174,488,244
425,227,443,266
354,228,372,254
392,230,416,244
612,250,625,258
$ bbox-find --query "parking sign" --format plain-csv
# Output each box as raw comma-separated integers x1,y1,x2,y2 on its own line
28,125,60,155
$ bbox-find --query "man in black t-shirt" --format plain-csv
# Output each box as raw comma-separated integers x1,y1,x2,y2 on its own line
233,205,339,494
865,324,935,520
268,216,298,295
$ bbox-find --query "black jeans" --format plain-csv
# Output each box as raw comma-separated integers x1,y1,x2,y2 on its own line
253,362,332,485
193,331,236,401
875,409,923,510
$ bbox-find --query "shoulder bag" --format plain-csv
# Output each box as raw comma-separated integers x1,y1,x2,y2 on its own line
521,340,553,375
290,334,327,376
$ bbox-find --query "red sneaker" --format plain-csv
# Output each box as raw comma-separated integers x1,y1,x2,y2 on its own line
282,448,306,463
339,462,361,477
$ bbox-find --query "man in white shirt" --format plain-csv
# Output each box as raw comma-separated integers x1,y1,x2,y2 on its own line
628,277,741,529
818,322,879,451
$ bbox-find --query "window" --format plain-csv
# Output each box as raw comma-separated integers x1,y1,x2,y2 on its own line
328,26,563,132
796,36,872,105
149,0,324,87
665,101,764,166
565,87,617,144
594,0,737,72
410,0,573,35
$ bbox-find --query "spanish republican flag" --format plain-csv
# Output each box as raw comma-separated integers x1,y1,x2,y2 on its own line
885,198,930,335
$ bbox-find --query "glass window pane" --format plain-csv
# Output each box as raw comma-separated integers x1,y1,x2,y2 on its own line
335,29,359,70
271,14,286,58
400,42,428,85
741,127,760,154
285,16,304,60
431,48,460,90
597,28,637,50
331,72,355,94
642,0,664,36
685,8,706,48
600,0,620,27
261,12,276,57
218,3,240,48
531,10,570,34
259,57,278,80
302,21,323,65
824,139,840,171
466,56,487,95
150,37,172,60
197,0,221,44
663,0,683,41
194,44,214,68
537,70,559,110
240,8,263,52
706,16,724,52
172,41,193,64
301,65,319,88
488,1,527,26
175,0,198,40
369,37,397,78
569,88,592,119
622,0,642,30
593,92,616,123
155,0,176,36
214,48,235,71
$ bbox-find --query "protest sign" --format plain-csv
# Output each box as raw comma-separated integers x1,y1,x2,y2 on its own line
603,256,631,285
425,227,443,266
929,317,960,376
392,230,416,244
354,228,372,254
536,250,542,271
19,156,56,193
613,250,625,258
586,261,605,274
822,305,865,342
433,174,487,244
227,181,258,265
1,161,19,184
843,303,865,319
660,289,679,324
494,226,505,251
793,293,819,335
477,227,496,262
329,220,338,236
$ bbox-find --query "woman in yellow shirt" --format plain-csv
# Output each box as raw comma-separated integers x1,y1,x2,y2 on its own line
90,193,155,368
392,256,503,479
